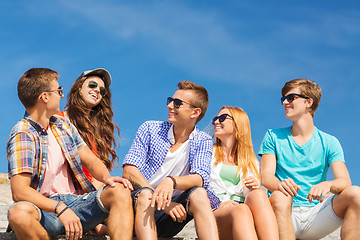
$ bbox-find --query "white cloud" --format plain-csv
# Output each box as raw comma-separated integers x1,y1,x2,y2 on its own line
57,1,275,84
52,1,360,87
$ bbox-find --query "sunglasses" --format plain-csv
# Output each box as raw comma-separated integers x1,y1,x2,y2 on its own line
212,113,233,125
88,80,107,97
167,97,198,109
281,93,309,104
44,86,64,97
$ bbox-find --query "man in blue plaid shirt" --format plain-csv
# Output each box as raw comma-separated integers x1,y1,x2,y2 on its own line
123,81,220,239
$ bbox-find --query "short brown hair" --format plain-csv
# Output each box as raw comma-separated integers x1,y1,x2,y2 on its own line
177,80,209,123
18,68,59,109
282,78,322,117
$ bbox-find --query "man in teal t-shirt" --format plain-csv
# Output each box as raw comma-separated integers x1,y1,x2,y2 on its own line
259,79,360,240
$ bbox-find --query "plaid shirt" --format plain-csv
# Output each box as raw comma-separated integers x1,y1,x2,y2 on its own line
123,121,221,210
7,112,96,194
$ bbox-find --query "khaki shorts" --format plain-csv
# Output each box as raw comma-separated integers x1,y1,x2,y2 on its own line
292,195,342,240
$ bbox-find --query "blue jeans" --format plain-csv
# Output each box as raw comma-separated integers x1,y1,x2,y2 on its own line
132,186,200,238
9,187,109,236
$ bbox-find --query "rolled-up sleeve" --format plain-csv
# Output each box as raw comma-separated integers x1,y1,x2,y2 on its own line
7,132,35,178
123,122,150,169
189,135,213,188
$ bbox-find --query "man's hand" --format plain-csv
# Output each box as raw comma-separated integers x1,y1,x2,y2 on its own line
151,177,174,210
57,205,82,240
307,181,332,203
244,176,260,190
163,202,187,222
277,178,300,196
104,176,134,190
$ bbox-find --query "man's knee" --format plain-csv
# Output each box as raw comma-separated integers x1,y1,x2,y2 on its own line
101,183,132,208
340,185,360,207
269,191,293,214
188,187,211,213
189,187,208,203
8,202,40,227
135,188,154,212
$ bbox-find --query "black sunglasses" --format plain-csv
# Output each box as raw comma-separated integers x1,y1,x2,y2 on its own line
44,86,64,97
281,93,309,104
88,80,107,97
167,97,198,109
212,113,233,125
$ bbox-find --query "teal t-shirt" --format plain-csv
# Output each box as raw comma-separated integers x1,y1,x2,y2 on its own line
258,127,345,207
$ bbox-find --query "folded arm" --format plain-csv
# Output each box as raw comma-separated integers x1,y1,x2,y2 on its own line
11,173,59,212
11,173,83,239
79,146,132,189
307,161,351,203
261,154,300,196
152,173,203,211
122,164,152,190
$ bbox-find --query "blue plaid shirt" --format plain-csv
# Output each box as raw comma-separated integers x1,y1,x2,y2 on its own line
123,121,221,210
7,112,96,194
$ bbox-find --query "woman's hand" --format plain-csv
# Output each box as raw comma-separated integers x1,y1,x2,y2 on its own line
244,176,260,190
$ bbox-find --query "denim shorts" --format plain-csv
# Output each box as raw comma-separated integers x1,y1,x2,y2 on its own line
292,195,343,240
132,186,200,238
8,187,109,236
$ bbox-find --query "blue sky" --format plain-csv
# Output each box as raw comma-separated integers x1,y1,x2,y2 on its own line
1,1,360,185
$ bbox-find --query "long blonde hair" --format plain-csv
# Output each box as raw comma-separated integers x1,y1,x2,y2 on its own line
213,106,260,180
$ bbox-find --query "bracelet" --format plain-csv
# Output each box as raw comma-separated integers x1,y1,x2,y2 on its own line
57,206,69,218
54,201,61,214
167,176,177,189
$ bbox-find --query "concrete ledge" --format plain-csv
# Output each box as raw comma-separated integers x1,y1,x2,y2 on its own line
0,233,197,239
0,233,107,239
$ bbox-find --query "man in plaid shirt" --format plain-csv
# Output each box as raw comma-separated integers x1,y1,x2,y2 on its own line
123,81,220,240
7,68,133,240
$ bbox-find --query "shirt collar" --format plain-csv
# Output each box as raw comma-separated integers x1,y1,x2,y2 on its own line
167,124,197,145
24,111,63,133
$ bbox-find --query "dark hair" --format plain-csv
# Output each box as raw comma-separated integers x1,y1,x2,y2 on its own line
65,75,119,170
282,78,322,117
177,80,209,123
18,68,59,109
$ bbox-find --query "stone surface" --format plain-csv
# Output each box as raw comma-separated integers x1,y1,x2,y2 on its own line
0,182,339,239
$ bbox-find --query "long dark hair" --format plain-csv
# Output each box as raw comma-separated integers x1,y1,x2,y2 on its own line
65,75,119,170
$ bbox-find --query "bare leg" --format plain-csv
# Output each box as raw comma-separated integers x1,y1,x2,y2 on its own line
92,178,105,190
93,223,108,235
269,191,295,240
8,202,50,240
91,178,108,236
188,188,219,240
332,185,360,240
133,189,157,240
100,183,134,240
214,202,257,240
245,189,279,240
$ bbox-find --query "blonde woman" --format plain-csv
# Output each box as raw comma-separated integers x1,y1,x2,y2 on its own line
210,106,278,240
